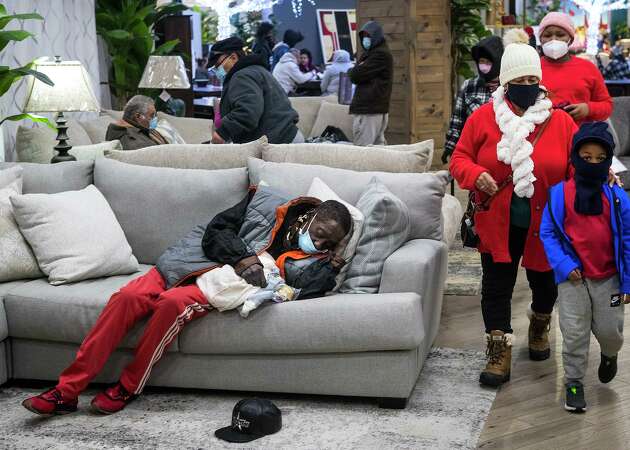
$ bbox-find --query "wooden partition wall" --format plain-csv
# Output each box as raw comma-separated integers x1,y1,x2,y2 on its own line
356,0,452,157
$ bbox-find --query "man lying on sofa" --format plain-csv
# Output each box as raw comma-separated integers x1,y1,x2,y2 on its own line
208,36,304,145
105,95,168,150
22,187,351,416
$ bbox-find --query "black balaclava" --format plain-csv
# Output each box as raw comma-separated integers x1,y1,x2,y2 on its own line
570,122,615,215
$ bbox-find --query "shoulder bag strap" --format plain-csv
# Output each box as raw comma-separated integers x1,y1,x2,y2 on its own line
476,111,553,211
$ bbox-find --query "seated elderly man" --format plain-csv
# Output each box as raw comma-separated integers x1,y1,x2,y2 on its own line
106,95,168,150
22,187,351,416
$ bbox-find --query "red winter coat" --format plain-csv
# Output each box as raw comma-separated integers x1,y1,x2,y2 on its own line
450,102,578,272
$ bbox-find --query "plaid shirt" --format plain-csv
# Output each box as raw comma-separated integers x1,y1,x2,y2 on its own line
444,77,492,161
601,58,630,80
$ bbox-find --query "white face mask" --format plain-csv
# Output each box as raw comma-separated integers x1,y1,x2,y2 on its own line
542,40,569,60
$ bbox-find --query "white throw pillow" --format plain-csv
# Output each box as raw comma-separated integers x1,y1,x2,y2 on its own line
0,167,43,282
156,119,186,144
340,178,410,294
11,185,139,285
306,177,364,290
69,140,122,161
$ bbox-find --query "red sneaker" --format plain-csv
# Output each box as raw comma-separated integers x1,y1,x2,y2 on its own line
22,388,78,416
91,382,136,414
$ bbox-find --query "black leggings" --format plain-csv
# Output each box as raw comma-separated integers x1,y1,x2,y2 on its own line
480,226,557,333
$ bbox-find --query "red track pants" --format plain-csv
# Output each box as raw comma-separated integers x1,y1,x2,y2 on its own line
56,268,210,398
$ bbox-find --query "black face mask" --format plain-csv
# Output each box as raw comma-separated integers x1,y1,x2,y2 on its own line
506,83,541,110
570,149,612,215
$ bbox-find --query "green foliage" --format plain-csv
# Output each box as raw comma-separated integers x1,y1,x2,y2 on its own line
96,0,188,109
451,0,492,82
192,5,218,45
527,0,561,26
0,4,55,129
614,23,630,40
232,10,264,50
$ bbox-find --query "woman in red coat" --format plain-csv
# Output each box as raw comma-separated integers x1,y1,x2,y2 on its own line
450,30,578,387
539,12,612,124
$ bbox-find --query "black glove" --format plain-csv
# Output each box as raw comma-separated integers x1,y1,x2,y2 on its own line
441,150,451,164
240,264,267,288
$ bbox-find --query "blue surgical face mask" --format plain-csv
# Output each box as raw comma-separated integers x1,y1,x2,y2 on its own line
149,116,158,130
362,37,371,50
297,214,321,254
213,64,227,83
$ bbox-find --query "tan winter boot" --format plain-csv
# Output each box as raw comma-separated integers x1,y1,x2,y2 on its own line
528,308,551,361
479,330,513,387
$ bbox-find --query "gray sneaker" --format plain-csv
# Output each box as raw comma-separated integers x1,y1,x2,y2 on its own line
564,382,586,413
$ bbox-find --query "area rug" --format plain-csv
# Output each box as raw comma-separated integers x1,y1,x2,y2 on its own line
446,240,482,296
0,348,496,450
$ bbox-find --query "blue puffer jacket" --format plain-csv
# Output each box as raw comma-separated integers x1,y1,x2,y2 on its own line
540,181,630,293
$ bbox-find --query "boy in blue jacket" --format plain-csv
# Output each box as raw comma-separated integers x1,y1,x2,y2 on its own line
541,121,630,413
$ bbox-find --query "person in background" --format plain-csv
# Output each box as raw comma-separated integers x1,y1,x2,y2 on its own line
540,122,630,413
105,95,168,150
524,26,538,50
539,12,613,124
348,21,393,146
208,37,303,144
299,48,317,73
442,35,504,163
252,21,275,69
599,45,630,80
195,57,209,80
272,48,317,95
450,30,578,388
271,29,304,70
320,49,354,97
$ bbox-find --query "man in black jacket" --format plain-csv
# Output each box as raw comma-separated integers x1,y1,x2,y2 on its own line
348,21,393,146
209,36,303,145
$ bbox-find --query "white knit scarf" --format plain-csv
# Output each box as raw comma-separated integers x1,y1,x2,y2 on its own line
492,86,552,198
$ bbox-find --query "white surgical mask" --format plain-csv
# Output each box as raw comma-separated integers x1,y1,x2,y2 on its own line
542,40,569,60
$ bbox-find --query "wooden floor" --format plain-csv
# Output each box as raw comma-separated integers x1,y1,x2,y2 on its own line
435,273,630,450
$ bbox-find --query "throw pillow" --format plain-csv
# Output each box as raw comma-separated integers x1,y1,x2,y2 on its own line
78,115,117,144
263,141,430,173
16,122,92,163
156,112,213,144
156,118,186,145
11,185,139,285
0,167,42,282
308,102,353,141
340,178,411,294
372,139,435,172
306,177,364,290
104,136,266,170
69,140,122,161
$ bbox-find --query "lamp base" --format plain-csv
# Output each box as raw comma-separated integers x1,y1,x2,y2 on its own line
51,111,76,164
156,94,186,117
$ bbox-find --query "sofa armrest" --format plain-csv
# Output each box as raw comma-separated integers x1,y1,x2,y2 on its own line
442,194,463,249
379,239,448,348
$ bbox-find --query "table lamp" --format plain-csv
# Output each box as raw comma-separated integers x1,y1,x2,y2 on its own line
22,56,100,163
138,55,190,116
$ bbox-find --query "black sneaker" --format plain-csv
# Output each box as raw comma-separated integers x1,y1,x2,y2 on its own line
598,353,618,384
565,382,586,413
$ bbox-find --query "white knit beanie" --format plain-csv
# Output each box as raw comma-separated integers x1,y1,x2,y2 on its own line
499,29,542,86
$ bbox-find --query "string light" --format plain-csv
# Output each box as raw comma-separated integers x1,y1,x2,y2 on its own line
572,0,630,54
195,0,315,39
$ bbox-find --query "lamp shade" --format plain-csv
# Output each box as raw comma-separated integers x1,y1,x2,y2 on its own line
22,58,100,113
138,55,191,89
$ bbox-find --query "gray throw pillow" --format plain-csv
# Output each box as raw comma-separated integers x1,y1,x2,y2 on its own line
263,140,433,173
105,136,265,170
78,115,116,144
15,122,92,163
340,178,410,294
11,185,139,285
0,161,94,194
0,167,43,282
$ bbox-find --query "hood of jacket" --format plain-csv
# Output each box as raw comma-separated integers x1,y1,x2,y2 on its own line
471,35,504,82
277,51,298,65
223,53,268,85
332,49,351,63
359,21,385,48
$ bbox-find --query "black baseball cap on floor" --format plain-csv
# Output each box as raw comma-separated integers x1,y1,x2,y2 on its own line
215,399,282,443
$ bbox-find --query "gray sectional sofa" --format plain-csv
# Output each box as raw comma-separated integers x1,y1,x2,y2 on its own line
0,157,449,408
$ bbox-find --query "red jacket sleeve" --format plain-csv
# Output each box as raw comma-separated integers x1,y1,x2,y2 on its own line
449,112,487,191
586,66,613,121
565,113,578,179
